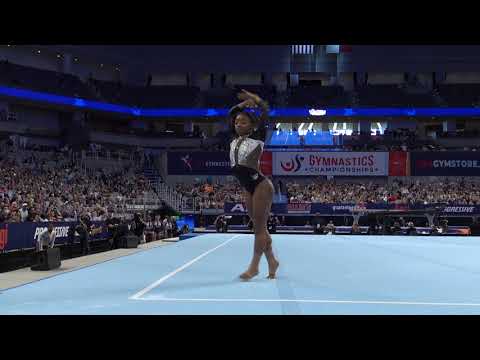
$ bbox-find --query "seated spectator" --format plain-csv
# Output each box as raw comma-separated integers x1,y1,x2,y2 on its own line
406,222,417,236
392,221,403,235
153,215,164,240
267,213,278,234
324,221,335,235
131,213,146,242
367,224,379,235
144,215,156,242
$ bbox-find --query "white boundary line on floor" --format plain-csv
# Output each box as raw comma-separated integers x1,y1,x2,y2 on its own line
133,296,480,307
129,234,242,300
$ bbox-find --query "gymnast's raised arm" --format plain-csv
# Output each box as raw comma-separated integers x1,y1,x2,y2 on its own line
228,90,270,132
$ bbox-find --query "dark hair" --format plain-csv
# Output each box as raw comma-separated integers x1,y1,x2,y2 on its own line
231,108,259,129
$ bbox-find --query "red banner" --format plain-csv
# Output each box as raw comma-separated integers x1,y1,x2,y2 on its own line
287,203,312,214
260,151,272,176
389,151,409,176
0,226,8,251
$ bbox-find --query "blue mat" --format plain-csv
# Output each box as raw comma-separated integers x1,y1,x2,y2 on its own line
2,233,480,314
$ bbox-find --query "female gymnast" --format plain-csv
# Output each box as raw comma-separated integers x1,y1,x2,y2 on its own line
228,89,279,281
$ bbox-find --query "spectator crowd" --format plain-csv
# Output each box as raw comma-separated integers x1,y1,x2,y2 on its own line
0,145,155,223
173,177,480,209
286,178,480,205
175,181,243,210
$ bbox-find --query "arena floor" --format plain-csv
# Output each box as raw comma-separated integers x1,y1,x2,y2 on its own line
1,233,480,315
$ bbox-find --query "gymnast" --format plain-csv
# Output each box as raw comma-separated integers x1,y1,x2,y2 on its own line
228,89,279,281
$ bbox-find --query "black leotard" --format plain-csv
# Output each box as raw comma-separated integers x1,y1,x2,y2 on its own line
228,101,269,195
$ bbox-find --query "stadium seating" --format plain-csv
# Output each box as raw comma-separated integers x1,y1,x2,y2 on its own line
436,84,480,106
287,85,350,107
0,61,95,99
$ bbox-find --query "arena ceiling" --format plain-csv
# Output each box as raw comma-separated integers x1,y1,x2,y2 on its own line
39,45,293,73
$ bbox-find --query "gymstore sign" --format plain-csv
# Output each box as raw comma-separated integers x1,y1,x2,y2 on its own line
272,152,389,176
411,152,480,176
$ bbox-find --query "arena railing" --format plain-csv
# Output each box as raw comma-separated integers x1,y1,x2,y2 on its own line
156,182,185,212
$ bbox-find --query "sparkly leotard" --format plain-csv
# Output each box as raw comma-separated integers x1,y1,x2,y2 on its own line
228,101,269,195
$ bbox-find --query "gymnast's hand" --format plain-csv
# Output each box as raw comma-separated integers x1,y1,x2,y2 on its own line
237,99,257,109
238,89,262,105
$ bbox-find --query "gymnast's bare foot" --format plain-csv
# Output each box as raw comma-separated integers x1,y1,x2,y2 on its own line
239,269,259,281
267,260,279,279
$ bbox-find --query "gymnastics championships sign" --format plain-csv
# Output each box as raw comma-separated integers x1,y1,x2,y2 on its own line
272,152,389,176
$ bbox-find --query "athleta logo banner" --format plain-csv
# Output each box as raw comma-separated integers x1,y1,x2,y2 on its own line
168,151,272,176
168,152,231,175
411,152,480,176
273,152,389,176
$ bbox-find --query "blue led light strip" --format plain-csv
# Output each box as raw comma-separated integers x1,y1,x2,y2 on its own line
2,85,480,118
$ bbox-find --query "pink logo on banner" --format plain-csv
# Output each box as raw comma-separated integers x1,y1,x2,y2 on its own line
417,159,433,169
280,154,304,173
287,203,311,214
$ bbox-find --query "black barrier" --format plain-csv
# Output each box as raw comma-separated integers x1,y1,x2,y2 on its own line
205,225,471,235
0,221,108,253
224,202,480,215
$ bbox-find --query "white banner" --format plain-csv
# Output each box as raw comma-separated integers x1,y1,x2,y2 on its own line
273,152,389,176
125,204,159,211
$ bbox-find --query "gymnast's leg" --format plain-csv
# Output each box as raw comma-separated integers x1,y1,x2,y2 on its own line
254,179,279,279
240,179,279,280
244,190,254,231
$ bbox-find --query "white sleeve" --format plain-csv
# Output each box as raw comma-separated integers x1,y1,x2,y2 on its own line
50,233,56,248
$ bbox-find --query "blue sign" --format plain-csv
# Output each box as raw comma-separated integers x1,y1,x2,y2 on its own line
411,152,480,176
176,215,195,232
0,221,107,253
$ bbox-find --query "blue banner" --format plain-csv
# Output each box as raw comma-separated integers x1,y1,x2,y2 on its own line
0,221,107,253
224,203,287,214
176,215,195,232
167,152,231,175
411,151,480,176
